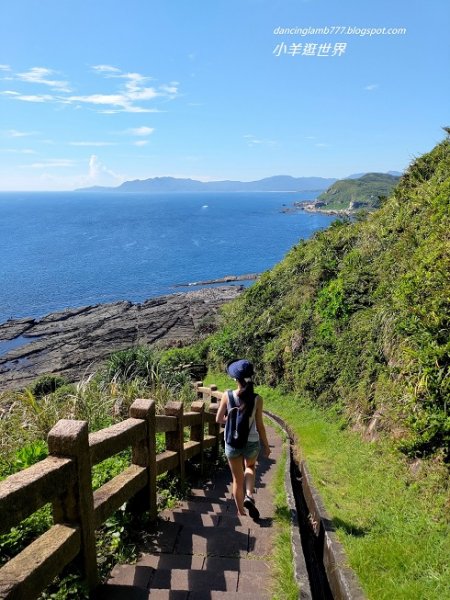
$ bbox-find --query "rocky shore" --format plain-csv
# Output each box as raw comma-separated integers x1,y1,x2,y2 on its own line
174,273,258,287
0,286,243,392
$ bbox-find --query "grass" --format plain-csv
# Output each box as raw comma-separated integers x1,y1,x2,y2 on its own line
204,373,450,600
269,428,299,600
0,359,198,599
207,136,450,460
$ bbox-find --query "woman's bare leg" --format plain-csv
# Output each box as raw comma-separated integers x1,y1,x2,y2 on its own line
228,456,246,515
244,457,257,498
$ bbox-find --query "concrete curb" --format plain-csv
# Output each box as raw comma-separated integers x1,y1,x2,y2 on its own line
264,413,312,600
264,410,366,600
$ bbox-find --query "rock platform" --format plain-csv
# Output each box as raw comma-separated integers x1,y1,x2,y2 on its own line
0,286,242,391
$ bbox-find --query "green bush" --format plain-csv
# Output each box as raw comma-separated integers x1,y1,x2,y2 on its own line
207,133,450,460
29,374,68,398
103,346,161,383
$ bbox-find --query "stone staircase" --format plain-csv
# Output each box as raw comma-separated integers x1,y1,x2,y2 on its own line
95,425,282,599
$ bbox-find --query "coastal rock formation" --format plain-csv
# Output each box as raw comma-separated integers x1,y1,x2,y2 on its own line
0,286,243,392
174,273,258,287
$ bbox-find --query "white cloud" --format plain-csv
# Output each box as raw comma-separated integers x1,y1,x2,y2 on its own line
17,67,71,92
159,83,179,95
91,64,122,74
67,93,128,106
315,143,330,148
244,134,277,147
5,129,38,137
101,106,160,114
1,152,126,191
364,83,379,91
28,159,76,169
86,154,123,185
88,155,101,178
0,64,11,71
126,86,159,101
128,126,154,136
2,93,54,103
1,65,179,114
133,140,148,147
122,72,151,84
0,148,36,154
69,141,116,146
64,92,160,114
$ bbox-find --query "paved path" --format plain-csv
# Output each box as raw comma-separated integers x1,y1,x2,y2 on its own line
95,424,283,599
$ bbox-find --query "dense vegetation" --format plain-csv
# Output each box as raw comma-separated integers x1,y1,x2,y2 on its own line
316,172,400,211
203,135,449,461
0,350,199,597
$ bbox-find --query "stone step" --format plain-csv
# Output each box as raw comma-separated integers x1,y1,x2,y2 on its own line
170,524,273,558
100,561,271,598
169,504,274,522
100,555,271,595
95,423,281,600
161,510,249,528
189,593,269,600
170,500,232,514
96,588,267,600
188,487,232,500
160,511,221,527
136,553,270,574
174,524,250,557
150,567,238,592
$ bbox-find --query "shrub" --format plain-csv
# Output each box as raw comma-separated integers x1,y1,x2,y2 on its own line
29,374,68,398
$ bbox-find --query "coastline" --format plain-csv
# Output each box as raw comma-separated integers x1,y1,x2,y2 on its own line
0,286,243,392
173,273,259,287
281,202,353,217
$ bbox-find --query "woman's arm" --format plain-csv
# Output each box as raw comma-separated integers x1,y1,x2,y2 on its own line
255,396,271,457
216,391,229,425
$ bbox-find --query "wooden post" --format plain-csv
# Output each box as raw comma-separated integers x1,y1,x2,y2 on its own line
48,419,98,590
165,401,185,481
208,403,222,459
195,381,203,401
190,401,205,474
209,384,218,404
129,398,157,521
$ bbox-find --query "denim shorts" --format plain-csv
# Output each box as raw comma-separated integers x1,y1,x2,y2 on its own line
225,440,260,460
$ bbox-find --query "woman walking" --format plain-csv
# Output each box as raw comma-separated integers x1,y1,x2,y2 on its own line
216,359,271,519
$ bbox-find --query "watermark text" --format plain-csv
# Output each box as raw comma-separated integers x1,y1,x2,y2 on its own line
273,42,347,57
274,26,407,37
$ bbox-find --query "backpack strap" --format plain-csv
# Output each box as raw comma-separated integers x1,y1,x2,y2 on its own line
227,389,236,410
249,394,258,424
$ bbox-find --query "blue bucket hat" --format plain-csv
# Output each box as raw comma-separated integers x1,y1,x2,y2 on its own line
227,359,254,380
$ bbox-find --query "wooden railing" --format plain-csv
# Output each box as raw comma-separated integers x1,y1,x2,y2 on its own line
0,383,221,600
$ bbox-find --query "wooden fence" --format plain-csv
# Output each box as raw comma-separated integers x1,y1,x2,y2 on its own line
0,383,223,600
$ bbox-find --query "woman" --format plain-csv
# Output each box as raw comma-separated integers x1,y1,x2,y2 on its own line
216,359,271,519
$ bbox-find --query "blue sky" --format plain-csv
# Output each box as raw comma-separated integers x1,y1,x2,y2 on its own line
0,0,448,190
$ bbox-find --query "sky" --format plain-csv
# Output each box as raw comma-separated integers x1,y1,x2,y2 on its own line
0,0,448,191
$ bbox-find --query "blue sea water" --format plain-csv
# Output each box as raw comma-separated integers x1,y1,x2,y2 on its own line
0,191,335,324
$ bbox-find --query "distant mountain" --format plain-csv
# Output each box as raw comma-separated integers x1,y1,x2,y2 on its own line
76,175,337,193
345,170,403,180
316,173,401,211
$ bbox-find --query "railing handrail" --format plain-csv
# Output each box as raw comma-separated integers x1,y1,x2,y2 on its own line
0,382,220,600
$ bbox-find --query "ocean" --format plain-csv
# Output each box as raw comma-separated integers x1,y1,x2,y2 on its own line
0,191,335,324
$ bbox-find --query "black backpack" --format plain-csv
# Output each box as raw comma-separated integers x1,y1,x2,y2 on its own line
225,390,255,449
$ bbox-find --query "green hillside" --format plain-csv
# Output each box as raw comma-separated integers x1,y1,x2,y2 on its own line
207,136,450,459
316,172,400,211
